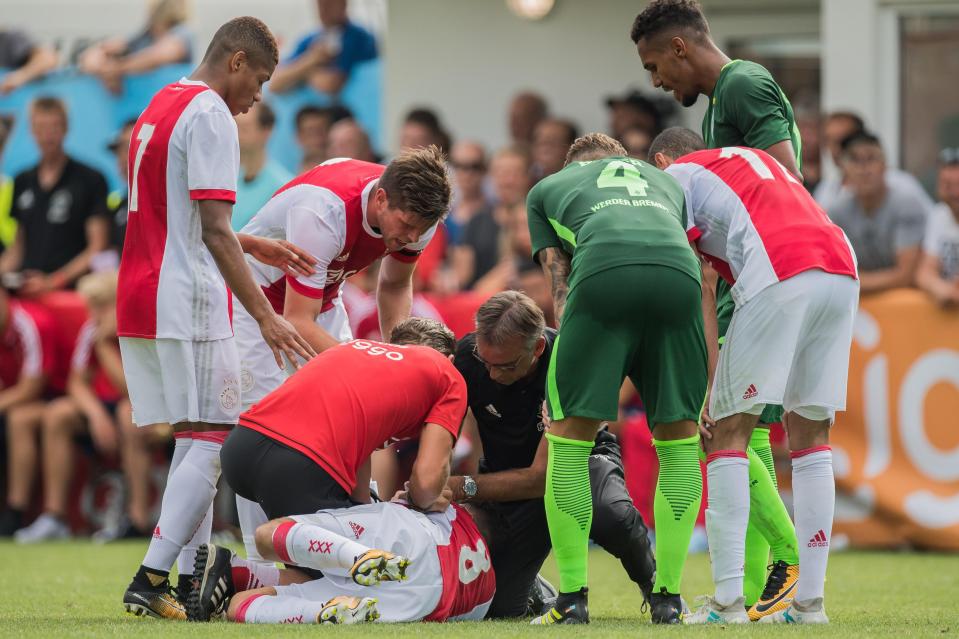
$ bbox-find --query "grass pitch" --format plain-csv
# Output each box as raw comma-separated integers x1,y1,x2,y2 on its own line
0,542,955,638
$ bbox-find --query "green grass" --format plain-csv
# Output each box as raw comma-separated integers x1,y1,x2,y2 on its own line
0,542,956,637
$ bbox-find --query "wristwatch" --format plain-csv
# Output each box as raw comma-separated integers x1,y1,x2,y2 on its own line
462,475,478,501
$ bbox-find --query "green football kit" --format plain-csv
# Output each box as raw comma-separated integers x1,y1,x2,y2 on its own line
527,157,706,598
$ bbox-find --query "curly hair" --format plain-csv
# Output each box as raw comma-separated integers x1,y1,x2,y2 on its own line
630,0,709,44
379,145,452,225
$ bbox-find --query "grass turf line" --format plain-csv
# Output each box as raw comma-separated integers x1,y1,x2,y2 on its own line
0,542,956,637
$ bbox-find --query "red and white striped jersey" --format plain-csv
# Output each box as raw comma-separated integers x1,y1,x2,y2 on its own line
117,79,240,340
0,300,57,389
424,504,496,622
70,320,122,402
666,147,858,305
239,158,436,315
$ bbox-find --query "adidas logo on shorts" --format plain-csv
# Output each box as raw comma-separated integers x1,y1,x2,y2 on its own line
743,384,758,400
350,521,365,539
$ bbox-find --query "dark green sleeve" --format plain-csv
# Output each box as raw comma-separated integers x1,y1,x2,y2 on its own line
526,183,561,262
725,72,792,151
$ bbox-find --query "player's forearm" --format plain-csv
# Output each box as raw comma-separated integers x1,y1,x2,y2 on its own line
409,463,450,510
287,312,340,353
538,248,571,326
375,279,413,341
68,375,111,424
453,467,545,502
202,223,274,322
858,267,913,294
0,377,44,412
701,276,719,381
268,57,317,93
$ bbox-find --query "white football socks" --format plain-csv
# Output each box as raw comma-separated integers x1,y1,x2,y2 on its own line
230,554,280,590
792,446,834,602
272,520,370,572
142,436,222,573
236,594,326,624
705,451,751,607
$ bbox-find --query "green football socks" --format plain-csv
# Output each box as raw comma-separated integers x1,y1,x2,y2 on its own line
652,434,703,595
544,432,594,593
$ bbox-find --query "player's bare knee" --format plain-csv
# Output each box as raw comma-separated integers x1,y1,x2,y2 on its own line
784,408,831,450
550,416,601,441
255,518,294,560
651,419,698,442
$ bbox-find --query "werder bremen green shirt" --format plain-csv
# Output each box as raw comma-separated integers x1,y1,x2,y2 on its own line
526,156,700,291
703,59,801,165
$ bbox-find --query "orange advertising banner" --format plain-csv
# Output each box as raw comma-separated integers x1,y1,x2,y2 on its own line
832,289,959,550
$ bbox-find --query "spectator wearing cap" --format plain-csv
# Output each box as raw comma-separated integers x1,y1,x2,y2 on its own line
828,131,929,294
233,102,292,231
327,118,377,163
270,0,378,96
508,91,548,148
78,0,192,94
605,89,666,141
815,111,933,212
0,97,109,297
917,149,959,307
532,118,578,181
0,29,58,95
0,287,62,536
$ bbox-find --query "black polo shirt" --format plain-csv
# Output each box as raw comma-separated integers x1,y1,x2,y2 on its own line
12,157,108,274
454,329,556,473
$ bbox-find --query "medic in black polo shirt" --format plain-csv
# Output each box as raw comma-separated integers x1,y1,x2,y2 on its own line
450,290,655,619
0,97,108,296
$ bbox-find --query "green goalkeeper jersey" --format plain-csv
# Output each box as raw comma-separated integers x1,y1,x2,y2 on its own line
526,156,700,291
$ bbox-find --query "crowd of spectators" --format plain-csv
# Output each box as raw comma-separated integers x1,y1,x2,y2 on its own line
1,0,957,544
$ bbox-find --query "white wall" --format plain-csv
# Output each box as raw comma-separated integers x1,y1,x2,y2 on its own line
384,0,819,154
1,0,385,58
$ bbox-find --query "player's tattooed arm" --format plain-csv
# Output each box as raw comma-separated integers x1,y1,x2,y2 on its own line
537,247,571,326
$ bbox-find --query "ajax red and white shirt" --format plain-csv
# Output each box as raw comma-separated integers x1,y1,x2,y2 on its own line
239,158,436,315
239,339,466,493
667,147,858,305
117,79,240,341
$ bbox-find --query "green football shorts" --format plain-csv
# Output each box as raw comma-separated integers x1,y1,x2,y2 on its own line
547,263,707,426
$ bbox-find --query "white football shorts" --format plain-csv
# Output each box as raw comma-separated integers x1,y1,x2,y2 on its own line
234,293,352,410
709,269,859,423
119,336,241,427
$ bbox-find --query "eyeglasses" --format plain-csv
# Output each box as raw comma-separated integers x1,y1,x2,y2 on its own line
472,343,528,372
940,148,959,166
452,161,485,172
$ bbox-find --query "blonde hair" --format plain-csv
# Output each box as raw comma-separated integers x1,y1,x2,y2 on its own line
148,0,189,31
77,271,118,307
565,133,627,165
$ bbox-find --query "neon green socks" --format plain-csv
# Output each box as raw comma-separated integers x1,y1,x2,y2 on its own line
747,428,799,568
652,434,702,594
544,432,594,593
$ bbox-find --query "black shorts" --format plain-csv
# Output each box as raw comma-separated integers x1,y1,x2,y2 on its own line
221,426,354,520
